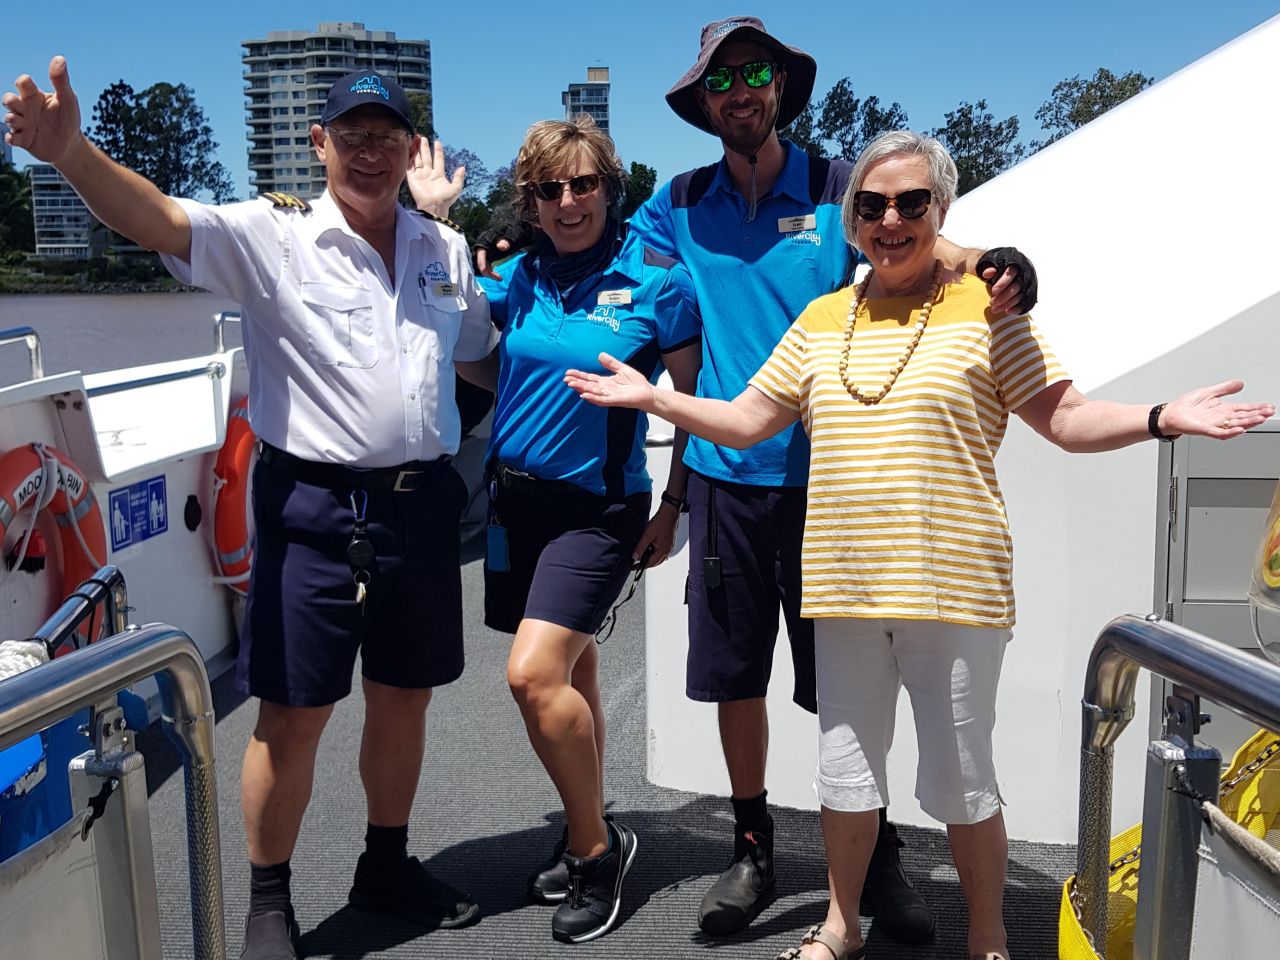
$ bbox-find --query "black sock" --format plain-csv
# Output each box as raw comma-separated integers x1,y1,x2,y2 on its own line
249,860,293,918
731,791,771,834
364,822,409,869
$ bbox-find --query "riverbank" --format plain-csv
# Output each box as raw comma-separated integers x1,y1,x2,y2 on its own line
0,271,198,294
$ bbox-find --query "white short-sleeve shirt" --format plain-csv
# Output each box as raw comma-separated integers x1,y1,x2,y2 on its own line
161,191,498,467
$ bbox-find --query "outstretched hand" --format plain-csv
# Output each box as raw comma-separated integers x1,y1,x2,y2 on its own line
3,56,83,167
564,353,655,410
407,136,464,216
1162,380,1274,440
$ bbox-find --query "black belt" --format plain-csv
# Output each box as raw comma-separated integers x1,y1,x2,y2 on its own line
260,442,450,492
492,462,594,499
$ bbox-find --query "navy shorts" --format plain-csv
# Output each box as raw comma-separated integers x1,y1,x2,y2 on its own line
238,455,468,707
684,471,816,713
484,472,650,636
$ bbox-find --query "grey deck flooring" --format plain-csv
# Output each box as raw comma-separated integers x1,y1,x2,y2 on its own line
140,552,1073,959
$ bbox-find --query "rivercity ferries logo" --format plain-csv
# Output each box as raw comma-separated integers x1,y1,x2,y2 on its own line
588,306,621,332
350,74,391,101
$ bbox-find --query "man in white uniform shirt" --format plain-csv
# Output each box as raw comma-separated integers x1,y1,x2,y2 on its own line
5,60,497,959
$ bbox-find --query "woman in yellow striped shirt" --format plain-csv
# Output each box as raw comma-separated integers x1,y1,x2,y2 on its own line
565,131,1272,960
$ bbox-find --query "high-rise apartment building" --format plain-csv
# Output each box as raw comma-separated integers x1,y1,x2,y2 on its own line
242,22,432,198
0,120,12,167
30,164,100,258
562,67,610,134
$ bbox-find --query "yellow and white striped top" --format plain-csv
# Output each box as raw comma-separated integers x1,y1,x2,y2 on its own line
749,273,1069,626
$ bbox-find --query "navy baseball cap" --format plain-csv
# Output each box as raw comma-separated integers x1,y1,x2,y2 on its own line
320,71,414,130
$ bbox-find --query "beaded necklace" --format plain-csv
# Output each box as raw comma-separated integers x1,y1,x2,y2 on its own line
838,259,944,405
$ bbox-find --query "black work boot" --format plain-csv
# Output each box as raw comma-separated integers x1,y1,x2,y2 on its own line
348,853,480,929
859,816,935,944
528,825,570,904
697,823,776,935
550,818,639,943
239,910,299,960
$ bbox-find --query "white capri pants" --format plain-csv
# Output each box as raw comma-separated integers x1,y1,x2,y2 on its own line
813,617,1011,825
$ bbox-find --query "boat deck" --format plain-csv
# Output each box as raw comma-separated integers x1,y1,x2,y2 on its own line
139,552,1073,959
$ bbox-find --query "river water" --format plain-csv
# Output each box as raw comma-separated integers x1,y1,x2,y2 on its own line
0,292,240,385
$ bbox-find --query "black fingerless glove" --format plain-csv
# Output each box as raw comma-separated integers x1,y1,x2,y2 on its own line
975,246,1039,314
473,220,536,271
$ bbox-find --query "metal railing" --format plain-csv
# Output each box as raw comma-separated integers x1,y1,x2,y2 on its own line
0,325,45,380
85,361,226,398
1076,613,1280,955
213,310,241,354
0,566,226,960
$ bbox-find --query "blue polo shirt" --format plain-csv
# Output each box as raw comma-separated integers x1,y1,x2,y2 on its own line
480,231,701,499
629,140,854,487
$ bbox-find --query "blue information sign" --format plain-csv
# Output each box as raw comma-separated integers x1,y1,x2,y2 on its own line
108,476,169,552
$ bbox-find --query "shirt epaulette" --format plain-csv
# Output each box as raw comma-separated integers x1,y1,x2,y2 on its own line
414,208,465,240
261,192,312,213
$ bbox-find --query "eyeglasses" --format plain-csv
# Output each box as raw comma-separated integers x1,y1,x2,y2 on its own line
327,127,413,150
701,60,775,93
529,174,602,202
851,188,934,221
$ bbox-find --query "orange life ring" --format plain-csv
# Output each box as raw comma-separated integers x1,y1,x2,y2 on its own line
212,397,256,595
0,443,107,651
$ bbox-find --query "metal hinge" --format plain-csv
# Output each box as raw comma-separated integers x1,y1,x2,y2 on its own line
1167,474,1179,543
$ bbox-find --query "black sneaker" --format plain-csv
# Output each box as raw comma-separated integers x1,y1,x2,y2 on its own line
348,854,480,929
550,818,638,943
697,823,776,935
860,820,935,944
239,910,299,960
528,826,570,904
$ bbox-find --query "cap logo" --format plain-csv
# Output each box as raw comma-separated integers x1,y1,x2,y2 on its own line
711,20,747,39
349,74,391,102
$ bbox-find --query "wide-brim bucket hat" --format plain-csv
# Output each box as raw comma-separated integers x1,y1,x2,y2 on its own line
666,17,817,135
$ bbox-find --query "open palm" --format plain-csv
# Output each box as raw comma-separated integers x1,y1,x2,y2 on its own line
564,353,654,410
2,57,83,167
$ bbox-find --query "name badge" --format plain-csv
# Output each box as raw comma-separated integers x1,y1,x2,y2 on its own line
777,214,817,233
598,289,632,306
434,282,457,297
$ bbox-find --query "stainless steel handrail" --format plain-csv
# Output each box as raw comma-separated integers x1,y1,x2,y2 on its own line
213,311,241,354
0,621,226,959
1075,613,1280,948
0,325,45,380
85,361,226,398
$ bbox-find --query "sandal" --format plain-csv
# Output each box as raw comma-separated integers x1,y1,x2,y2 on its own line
775,923,866,960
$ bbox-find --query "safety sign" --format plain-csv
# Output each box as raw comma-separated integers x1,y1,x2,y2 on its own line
108,476,168,552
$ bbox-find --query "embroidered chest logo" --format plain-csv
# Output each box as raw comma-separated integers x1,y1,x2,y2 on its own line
788,230,822,246
418,262,457,298
423,261,451,283
587,306,621,332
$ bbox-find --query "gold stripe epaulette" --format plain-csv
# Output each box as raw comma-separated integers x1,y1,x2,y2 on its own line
415,209,464,239
261,192,312,213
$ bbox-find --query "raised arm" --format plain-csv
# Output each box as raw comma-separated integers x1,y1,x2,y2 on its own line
565,352,796,450
3,57,191,258
406,136,465,218
1017,379,1274,453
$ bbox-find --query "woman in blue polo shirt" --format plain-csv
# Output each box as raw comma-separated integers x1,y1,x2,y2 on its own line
478,117,700,944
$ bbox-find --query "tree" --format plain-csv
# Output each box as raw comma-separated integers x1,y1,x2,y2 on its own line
89,81,236,202
620,161,656,220
1032,68,1154,150
406,91,435,139
931,99,1025,196
781,102,825,157
0,166,34,252
815,79,909,162
445,146,492,201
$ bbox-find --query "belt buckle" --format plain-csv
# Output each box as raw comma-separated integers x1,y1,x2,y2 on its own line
393,469,424,492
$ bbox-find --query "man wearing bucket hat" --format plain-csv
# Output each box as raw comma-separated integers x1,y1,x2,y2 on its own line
631,17,1035,945
5,60,495,960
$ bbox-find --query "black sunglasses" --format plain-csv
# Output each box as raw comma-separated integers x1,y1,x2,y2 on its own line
530,174,602,202
701,60,775,93
852,188,933,221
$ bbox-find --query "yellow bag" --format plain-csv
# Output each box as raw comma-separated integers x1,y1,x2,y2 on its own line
1059,729,1280,959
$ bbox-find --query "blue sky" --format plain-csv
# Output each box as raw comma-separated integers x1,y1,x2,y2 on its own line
6,2,1277,195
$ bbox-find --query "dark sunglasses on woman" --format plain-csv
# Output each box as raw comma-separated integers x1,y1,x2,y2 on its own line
530,174,602,202
701,60,775,93
852,188,933,221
